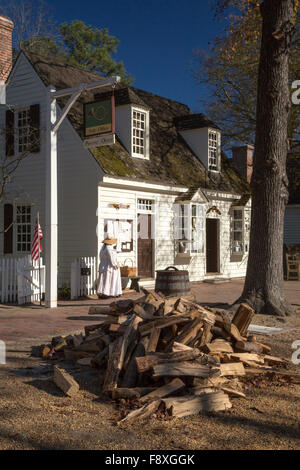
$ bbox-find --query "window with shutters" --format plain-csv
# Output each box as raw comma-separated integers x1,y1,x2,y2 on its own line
16,205,32,253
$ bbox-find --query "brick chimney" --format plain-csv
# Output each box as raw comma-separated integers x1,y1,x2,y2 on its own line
231,145,254,183
0,14,14,83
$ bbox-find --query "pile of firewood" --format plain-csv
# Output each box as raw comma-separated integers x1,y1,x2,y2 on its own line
40,290,299,421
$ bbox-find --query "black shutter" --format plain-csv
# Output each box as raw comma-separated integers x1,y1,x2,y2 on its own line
4,204,13,254
29,104,40,153
5,109,14,157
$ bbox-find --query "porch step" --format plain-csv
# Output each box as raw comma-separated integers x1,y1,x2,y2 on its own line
139,278,156,290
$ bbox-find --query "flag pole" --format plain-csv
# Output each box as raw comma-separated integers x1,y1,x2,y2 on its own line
37,212,42,306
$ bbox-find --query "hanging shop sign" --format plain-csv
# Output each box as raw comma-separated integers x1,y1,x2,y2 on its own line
83,96,115,147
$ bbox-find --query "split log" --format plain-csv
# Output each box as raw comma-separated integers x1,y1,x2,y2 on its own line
232,303,255,336
91,346,108,367
224,353,264,366
203,340,234,355
120,400,161,422
102,315,141,393
136,349,202,373
85,324,104,336
166,318,203,351
219,362,245,377
139,315,190,337
121,337,148,388
172,342,193,352
133,303,158,321
235,340,270,355
146,328,161,353
88,305,114,315
53,366,79,397
163,391,232,417
139,378,185,403
152,361,213,378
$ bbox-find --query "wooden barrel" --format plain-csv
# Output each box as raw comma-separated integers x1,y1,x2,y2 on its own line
155,266,191,297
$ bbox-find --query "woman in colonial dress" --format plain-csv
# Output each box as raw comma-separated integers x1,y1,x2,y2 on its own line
97,236,122,298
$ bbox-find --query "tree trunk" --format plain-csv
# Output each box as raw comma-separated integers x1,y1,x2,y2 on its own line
239,0,296,316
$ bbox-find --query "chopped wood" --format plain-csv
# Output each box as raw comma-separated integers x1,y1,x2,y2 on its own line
136,349,203,373
204,340,234,355
53,366,79,397
220,362,245,377
139,315,190,336
232,303,255,336
121,338,148,388
152,362,213,378
163,391,232,417
42,346,51,358
146,328,161,353
235,340,269,355
139,378,185,403
109,323,127,335
172,342,193,352
88,305,114,315
167,318,203,350
120,400,161,422
102,315,141,393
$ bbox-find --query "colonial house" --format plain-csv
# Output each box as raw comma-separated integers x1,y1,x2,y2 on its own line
0,15,251,289
231,144,300,246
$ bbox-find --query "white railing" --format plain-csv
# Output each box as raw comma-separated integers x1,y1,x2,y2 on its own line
0,255,45,304
71,256,98,299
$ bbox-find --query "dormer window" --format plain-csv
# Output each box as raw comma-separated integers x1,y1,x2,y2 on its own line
132,109,145,156
131,107,149,159
208,130,221,172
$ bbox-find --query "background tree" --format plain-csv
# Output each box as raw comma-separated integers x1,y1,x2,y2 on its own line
211,0,298,316
0,1,133,83
193,0,300,151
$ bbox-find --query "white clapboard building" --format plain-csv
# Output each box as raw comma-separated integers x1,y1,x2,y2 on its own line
0,16,251,287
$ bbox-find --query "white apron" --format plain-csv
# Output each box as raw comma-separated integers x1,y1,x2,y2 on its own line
97,245,122,297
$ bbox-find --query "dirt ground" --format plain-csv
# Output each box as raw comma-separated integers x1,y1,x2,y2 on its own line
0,283,300,450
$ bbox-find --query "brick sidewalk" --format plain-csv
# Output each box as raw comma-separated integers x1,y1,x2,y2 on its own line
0,279,299,342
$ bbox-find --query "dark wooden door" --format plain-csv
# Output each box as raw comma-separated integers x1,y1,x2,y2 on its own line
206,219,219,273
138,214,153,277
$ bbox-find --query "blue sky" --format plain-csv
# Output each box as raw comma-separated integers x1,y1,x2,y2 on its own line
48,0,224,112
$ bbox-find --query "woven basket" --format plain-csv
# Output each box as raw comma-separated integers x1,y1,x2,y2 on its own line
120,259,137,277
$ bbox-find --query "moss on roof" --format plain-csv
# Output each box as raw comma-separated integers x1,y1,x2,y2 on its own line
22,51,250,197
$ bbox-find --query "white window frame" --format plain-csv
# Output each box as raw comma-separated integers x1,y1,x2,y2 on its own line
208,129,221,172
137,199,153,212
16,107,31,154
15,204,32,254
231,207,249,254
174,203,205,256
131,107,149,160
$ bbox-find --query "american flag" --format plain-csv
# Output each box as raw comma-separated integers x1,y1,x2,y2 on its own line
31,218,43,261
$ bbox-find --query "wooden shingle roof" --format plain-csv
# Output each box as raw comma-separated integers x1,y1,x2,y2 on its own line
22,51,250,196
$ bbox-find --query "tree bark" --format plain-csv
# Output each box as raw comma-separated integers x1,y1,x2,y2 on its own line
239,0,296,316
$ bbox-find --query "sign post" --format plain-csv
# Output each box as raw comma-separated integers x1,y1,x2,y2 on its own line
45,77,120,308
